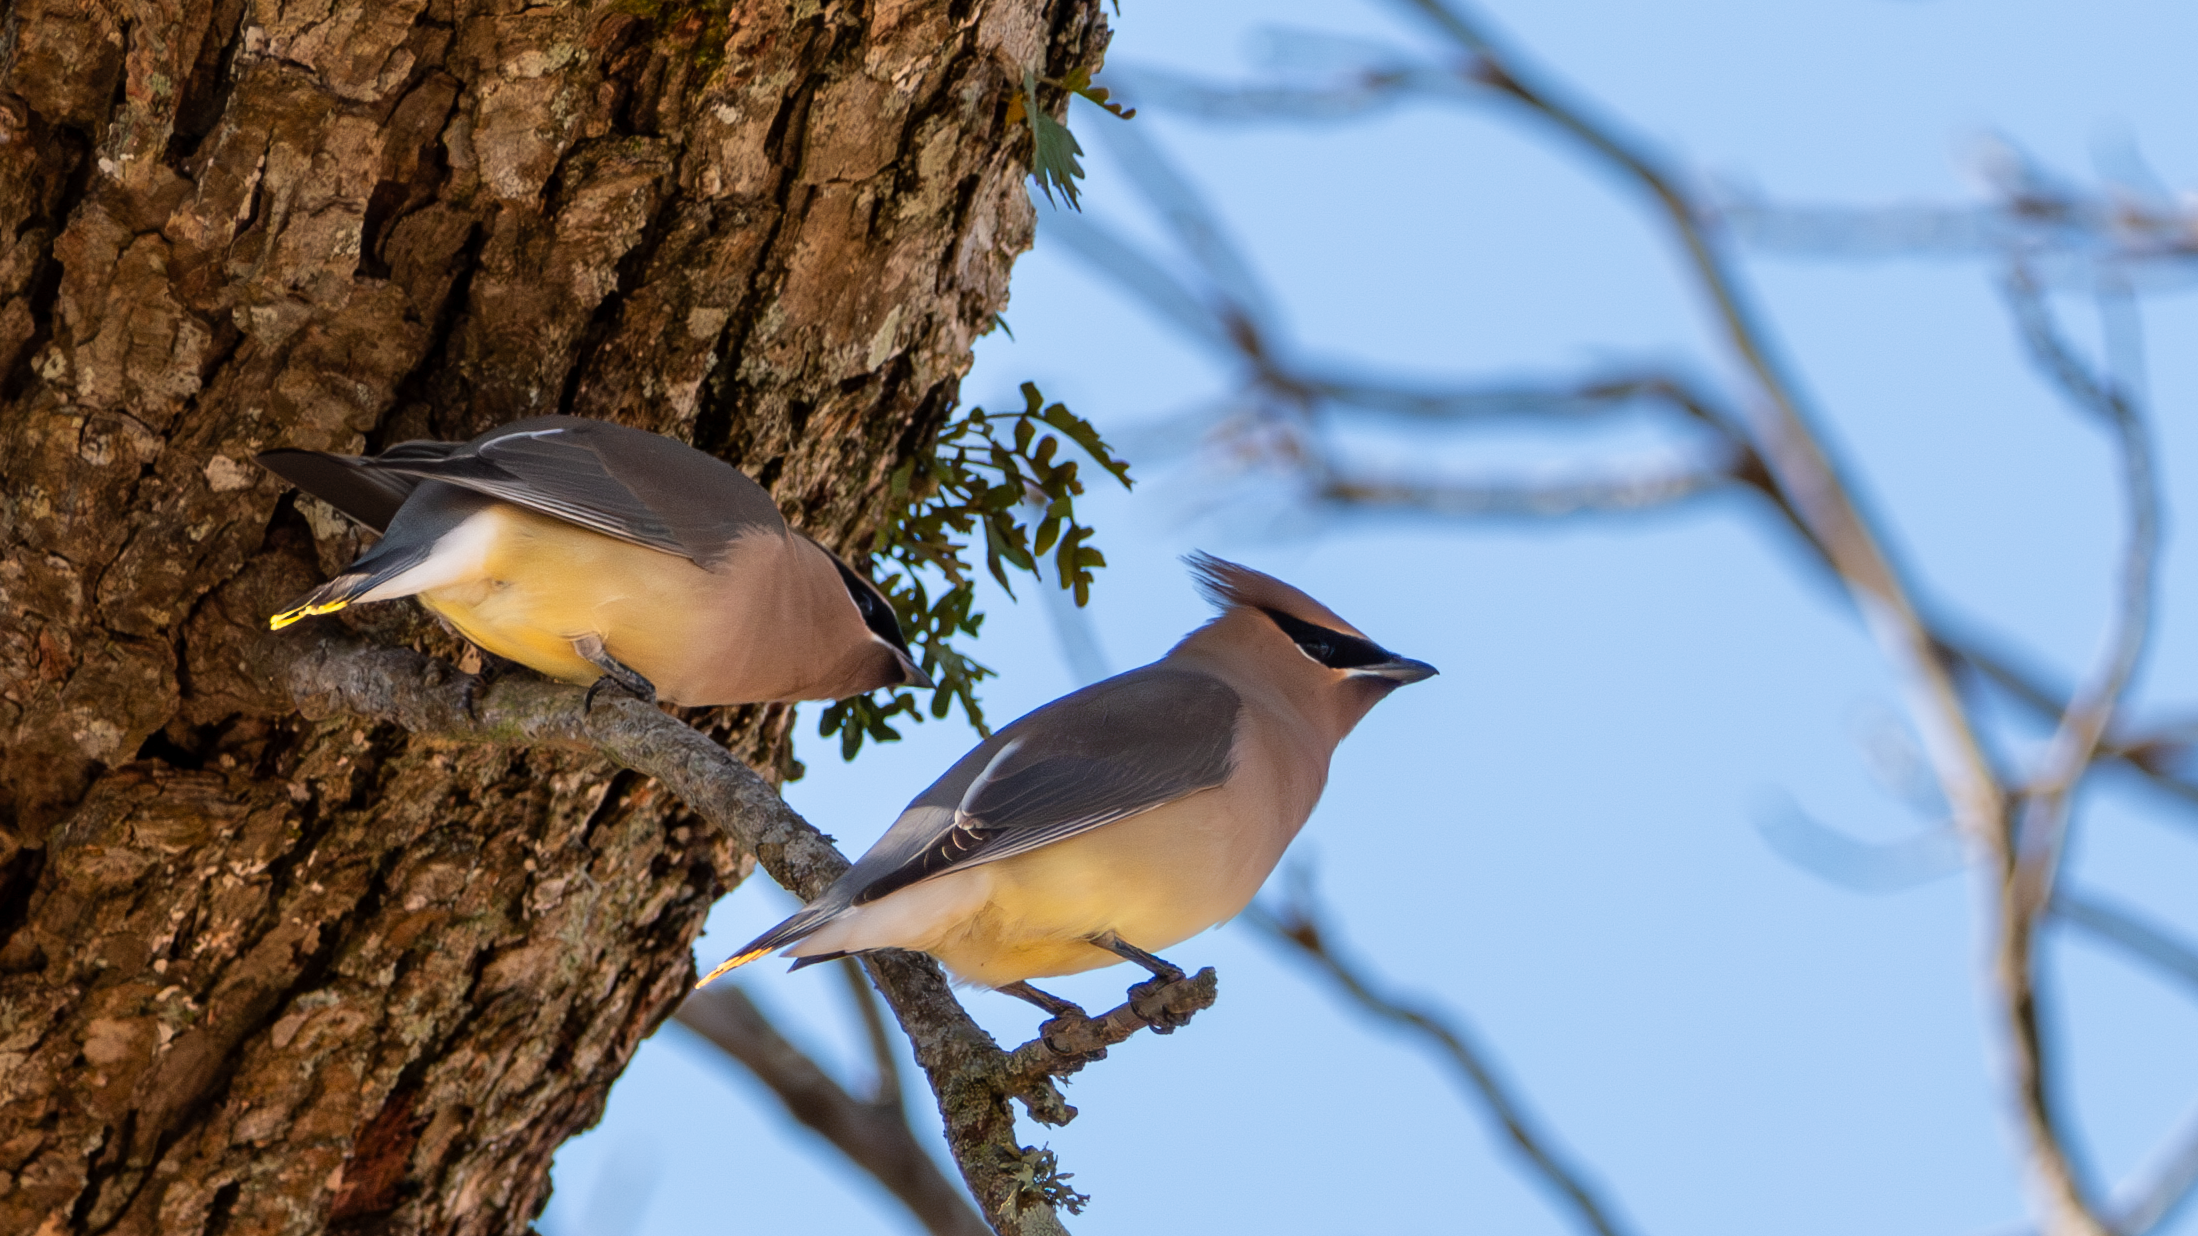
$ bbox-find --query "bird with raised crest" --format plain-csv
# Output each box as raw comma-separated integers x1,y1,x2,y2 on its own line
700,553,1436,1022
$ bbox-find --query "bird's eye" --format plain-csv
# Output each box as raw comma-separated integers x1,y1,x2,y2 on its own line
1260,607,1391,670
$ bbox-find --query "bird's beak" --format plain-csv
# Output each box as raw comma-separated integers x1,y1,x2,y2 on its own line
897,651,936,690
1352,655,1438,685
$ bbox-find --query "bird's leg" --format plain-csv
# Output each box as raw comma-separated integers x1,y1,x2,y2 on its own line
1091,931,1199,1035
573,635,658,709
1089,930,1186,983
998,981,1087,1019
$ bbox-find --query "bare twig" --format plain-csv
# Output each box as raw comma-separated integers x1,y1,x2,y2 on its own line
274,632,1210,1236
1938,636,2198,819
1320,464,1731,519
1975,267,2163,1236
2000,270,2162,918
1247,886,1639,1236
2108,1107,2198,1236
842,955,908,1108
676,984,991,1236
2052,892,2198,1001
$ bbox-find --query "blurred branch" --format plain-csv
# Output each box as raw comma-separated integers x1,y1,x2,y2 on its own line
1247,881,1640,1236
843,954,908,1108
1996,273,2160,914
676,984,991,1236
2052,891,2198,1001
1985,266,2161,1236
1722,132,2198,289
1320,464,1731,519
1940,638,2198,819
2108,1107,2198,1236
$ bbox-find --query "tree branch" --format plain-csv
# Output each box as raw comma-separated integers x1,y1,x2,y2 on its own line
1319,463,1732,519
2053,892,2198,1002
675,984,990,1236
275,631,1215,1235
1246,885,1640,1236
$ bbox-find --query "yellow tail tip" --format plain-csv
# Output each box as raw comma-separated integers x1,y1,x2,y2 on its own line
268,598,351,630
695,946,772,990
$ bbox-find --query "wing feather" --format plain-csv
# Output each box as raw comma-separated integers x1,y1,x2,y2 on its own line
364,416,786,565
849,667,1241,905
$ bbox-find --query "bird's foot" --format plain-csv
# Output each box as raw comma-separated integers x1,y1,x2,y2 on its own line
1127,974,1204,1034
1000,982,1108,1061
459,672,488,721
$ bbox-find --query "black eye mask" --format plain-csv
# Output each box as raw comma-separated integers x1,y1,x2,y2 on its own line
1259,607,1394,670
835,560,915,657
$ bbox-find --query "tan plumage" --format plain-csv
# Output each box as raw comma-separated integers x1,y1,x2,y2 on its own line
703,554,1436,1001
259,416,929,706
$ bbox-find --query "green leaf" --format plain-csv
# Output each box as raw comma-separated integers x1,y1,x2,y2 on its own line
1023,71,1087,210
830,381,1127,759
1032,385,1133,488
1055,66,1137,120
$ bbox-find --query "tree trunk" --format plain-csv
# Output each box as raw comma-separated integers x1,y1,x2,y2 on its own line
0,0,1104,1229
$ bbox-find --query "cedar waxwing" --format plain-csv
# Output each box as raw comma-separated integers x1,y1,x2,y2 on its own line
701,553,1436,1012
259,415,931,706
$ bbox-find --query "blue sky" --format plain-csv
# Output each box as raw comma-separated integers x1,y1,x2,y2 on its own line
544,3,2198,1233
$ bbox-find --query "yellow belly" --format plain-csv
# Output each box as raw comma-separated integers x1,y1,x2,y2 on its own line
918,785,1290,987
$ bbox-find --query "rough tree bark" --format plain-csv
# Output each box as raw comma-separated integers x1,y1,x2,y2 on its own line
0,0,1105,1230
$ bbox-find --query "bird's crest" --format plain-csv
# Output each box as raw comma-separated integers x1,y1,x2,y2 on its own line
1185,552,1365,637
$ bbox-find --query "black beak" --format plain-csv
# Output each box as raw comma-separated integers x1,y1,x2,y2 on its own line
897,651,936,690
1353,655,1438,685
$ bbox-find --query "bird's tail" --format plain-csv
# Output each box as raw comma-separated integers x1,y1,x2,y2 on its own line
695,903,843,989
268,574,377,630
268,538,436,630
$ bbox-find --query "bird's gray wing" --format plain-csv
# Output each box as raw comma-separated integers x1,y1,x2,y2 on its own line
845,665,1242,906
364,416,785,565
256,440,459,532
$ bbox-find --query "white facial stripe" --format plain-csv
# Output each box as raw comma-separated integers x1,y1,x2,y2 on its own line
355,507,503,602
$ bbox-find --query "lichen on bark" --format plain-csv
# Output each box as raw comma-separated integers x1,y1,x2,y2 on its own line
0,0,1108,1230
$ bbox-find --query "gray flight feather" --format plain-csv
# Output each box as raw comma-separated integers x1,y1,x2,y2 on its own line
257,440,460,532
259,416,787,566
732,665,1242,961
375,416,787,566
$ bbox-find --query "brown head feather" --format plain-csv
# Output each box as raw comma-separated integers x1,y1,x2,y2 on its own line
1184,552,1367,638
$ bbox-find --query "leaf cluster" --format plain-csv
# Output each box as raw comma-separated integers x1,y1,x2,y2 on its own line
817,382,1133,761
1007,68,1136,210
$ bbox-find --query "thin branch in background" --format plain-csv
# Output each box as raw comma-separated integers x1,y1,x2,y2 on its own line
1319,462,1732,519
842,955,908,1108
2052,892,2198,1002
1247,876,1641,1236
1982,264,2163,1236
1997,268,2161,919
676,984,991,1236
2108,1103,2198,1236
1937,635,2198,820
